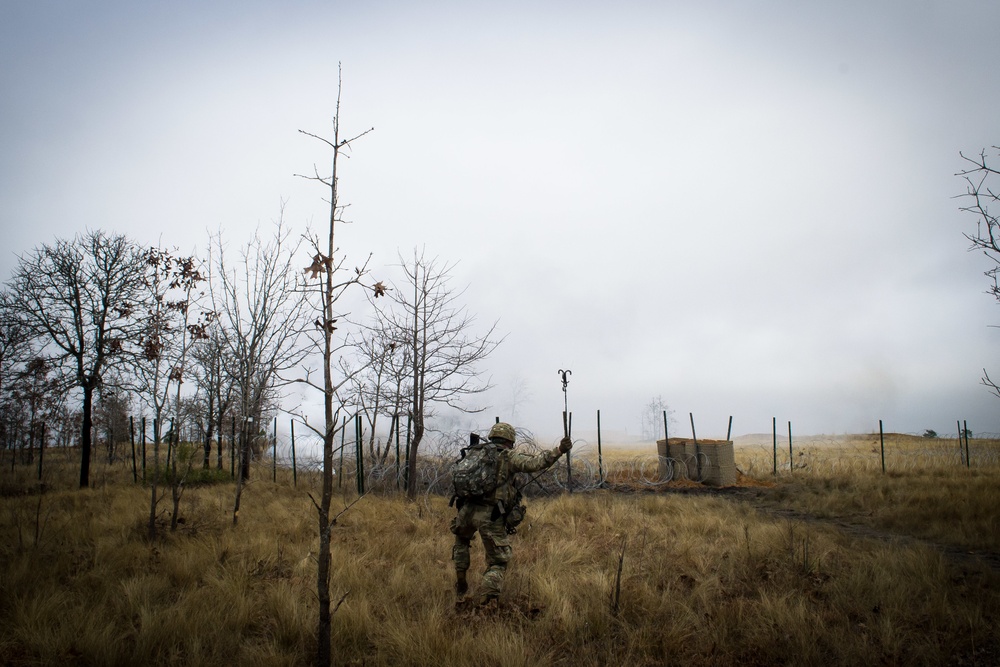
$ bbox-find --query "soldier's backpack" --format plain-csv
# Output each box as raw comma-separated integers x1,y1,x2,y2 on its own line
451,441,502,501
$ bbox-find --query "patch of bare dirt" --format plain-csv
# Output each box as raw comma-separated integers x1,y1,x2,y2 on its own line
653,483,1000,574
751,503,1000,571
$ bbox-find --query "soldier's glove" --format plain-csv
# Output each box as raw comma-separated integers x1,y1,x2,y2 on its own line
559,436,573,454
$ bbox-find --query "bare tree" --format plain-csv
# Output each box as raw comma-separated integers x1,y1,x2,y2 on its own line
8,357,61,467
375,248,502,500
294,70,377,667
133,248,212,442
342,327,404,464
49,405,81,449
93,384,131,463
130,247,212,538
4,230,146,487
209,216,305,491
0,292,31,399
173,394,207,444
957,146,1000,397
504,374,533,423
640,395,674,440
345,322,415,467
0,292,33,455
164,257,212,532
190,325,236,469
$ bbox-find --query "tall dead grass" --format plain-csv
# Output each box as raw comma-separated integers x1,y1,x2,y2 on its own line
732,436,1000,552
1,448,998,665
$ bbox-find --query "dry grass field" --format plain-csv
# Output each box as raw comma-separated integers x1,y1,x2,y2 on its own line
1,438,998,666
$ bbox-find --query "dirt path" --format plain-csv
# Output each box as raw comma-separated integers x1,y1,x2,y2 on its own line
660,485,1000,574
744,502,1000,573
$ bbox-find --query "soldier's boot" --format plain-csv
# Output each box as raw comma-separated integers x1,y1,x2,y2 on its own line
477,593,498,609
455,570,468,598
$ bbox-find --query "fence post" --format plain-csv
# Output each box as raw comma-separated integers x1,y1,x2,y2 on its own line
202,419,210,470
727,416,733,441
394,414,401,491
165,419,172,471
27,423,34,472
338,415,347,489
169,421,178,489
230,416,236,479
964,420,971,468
272,417,277,482
564,411,573,493
238,419,244,482
36,423,45,482
788,421,793,473
290,419,297,487
404,414,412,493
956,420,962,465
216,413,223,470
130,417,137,483
355,414,364,495
879,420,885,474
690,413,701,480
356,415,363,493
141,417,147,483
597,409,604,487
6,423,13,471
153,418,160,479
772,417,777,476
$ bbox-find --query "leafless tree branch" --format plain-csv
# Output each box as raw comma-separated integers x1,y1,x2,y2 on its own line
957,146,1000,398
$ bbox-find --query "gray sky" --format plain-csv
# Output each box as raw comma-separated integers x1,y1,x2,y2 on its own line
2,1,999,440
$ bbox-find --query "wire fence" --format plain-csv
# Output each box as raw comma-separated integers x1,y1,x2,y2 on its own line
271,435,714,496
734,432,1000,476
254,430,1000,499
3,420,999,497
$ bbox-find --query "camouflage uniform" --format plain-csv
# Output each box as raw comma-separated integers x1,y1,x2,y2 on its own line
451,439,564,601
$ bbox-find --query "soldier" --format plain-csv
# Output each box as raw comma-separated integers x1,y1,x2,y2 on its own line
450,421,573,607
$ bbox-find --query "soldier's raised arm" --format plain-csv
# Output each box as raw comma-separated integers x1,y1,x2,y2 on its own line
508,436,572,474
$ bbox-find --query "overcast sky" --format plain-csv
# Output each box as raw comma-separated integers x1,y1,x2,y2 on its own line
2,1,999,441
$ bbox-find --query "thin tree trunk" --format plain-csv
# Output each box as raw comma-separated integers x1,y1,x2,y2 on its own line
217,411,225,470
36,422,45,482
148,425,159,540
233,424,246,526
170,429,181,532
204,396,215,469
80,383,94,488
316,423,334,667
240,419,252,481
406,419,423,500
406,267,420,501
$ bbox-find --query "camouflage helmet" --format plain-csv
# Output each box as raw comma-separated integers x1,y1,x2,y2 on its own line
488,422,516,444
